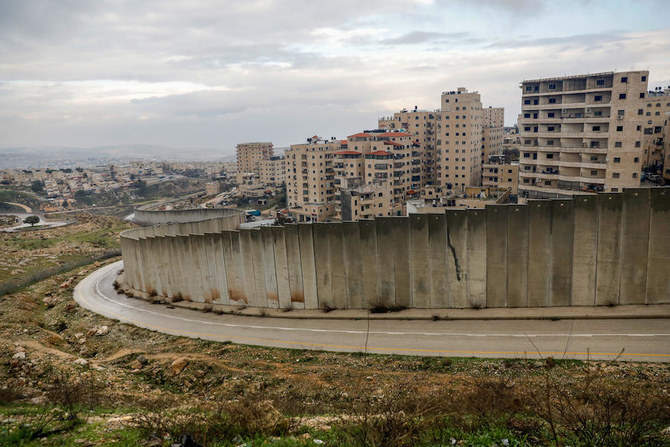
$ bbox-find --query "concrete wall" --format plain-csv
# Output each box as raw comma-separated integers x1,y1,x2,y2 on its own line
121,188,670,309
133,207,243,227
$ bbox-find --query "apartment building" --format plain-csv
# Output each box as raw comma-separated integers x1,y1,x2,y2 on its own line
378,109,437,186
285,139,342,222
436,88,483,190
236,142,273,176
518,71,648,198
482,162,519,194
339,180,393,221
482,106,504,163
258,155,286,186
642,87,670,168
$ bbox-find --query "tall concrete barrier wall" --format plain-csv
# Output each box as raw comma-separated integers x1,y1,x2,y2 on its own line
132,206,244,227
120,188,670,309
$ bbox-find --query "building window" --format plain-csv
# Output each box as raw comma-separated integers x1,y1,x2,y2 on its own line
613,157,621,163
594,95,602,101
548,98,556,104
619,94,626,99
548,112,555,117
612,172,620,178
621,76,628,83
641,76,646,82
616,126,623,131
596,79,605,86
591,170,598,176
634,157,639,163
635,141,641,148
633,173,638,179
638,109,643,115
548,83,556,89
640,93,645,98
593,126,600,131
614,142,622,147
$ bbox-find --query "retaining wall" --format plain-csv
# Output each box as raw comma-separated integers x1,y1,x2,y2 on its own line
120,188,670,309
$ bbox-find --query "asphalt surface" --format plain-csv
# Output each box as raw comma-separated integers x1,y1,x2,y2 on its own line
75,261,670,362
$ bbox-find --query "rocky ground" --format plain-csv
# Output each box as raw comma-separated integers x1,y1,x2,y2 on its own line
0,219,669,446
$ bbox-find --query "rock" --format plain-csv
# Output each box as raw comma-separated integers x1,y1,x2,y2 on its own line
136,355,148,365
14,345,25,352
129,360,143,370
59,279,73,289
74,332,84,339
78,337,87,345
73,358,88,366
12,352,26,360
30,395,47,405
86,328,97,337
95,326,109,336
66,301,77,312
170,357,188,375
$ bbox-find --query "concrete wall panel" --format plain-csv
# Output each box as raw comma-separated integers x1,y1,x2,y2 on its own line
409,214,430,308
466,209,486,308
271,227,292,309
527,201,551,307
375,218,396,308
596,193,623,306
620,189,650,305
250,229,267,307
506,205,528,308
327,223,348,310
284,224,305,309
446,210,468,308
646,188,670,303
313,223,332,309
392,217,411,309
359,220,379,309
342,222,364,309
550,200,574,307
428,213,448,308
572,195,598,306
486,205,508,307
260,227,279,308
239,230,257,305
222,231,246,304
298,224,319,309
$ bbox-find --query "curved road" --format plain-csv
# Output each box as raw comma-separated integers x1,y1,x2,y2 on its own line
75,262,670,362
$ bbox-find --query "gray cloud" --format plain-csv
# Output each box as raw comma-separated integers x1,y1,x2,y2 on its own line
379,31,471,45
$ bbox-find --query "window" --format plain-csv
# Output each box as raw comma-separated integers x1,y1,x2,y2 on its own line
524,113,530,118
635,141,641,148
619,94,627,99
548,98,556,104
548,112,555,117
546,153,554,159
634,157,640,163
549,83,556,89
638,109,643,115
641,76,646,82
548,126,555,131
612,173,620,178
614,142,622,148
591,170,598,176
593,126,601,131
596,79,605,86
621,76,628,83
524,99,531,105
612,188,619,192
594,95,602,101
633,173,638,179
636,125,641,131
613,157,621,163
640,93,645,99
616,126,623,131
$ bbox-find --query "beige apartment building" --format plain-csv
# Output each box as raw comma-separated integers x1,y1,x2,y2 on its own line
436,88,483,190
482,106,504,163
258,155,286,186
642,87,670,168
236,142,273,176
482,162,519,194
518,71,648,198
378,109,437,186
339,180,393,220
285,139,342,222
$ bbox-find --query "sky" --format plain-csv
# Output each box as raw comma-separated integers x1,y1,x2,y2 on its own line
1,0,669,154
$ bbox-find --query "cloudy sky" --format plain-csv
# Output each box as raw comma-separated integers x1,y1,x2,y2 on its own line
1,0,669,154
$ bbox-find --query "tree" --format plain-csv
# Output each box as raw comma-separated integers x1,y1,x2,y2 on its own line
23,215,40,226
31,180,44,193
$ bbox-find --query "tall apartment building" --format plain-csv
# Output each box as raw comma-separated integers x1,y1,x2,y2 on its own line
436,88,483,190
642,87,670,168
378,109,437,186
482,106,504,162
258,155,286,186
285,139,342,222
236,142,273,175
379,88,489,192
518,71,648,198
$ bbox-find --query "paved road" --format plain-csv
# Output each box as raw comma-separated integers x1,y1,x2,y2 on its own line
75,261,670,362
